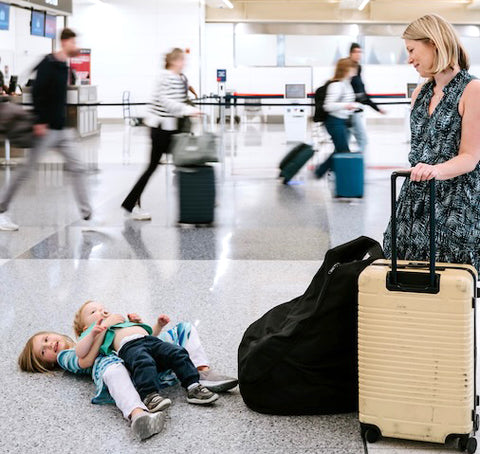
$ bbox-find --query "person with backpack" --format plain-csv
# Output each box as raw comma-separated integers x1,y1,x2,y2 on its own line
314,58,361,179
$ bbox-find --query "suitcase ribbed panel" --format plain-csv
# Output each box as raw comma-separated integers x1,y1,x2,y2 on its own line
358,260,476,444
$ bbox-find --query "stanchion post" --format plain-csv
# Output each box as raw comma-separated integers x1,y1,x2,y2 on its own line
228,97,235,132
219,96,226,181
0,138,16,167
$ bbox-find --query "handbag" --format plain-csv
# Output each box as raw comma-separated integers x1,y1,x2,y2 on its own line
171,129,219,167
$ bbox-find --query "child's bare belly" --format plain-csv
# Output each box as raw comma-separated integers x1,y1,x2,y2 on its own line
113,326,149,351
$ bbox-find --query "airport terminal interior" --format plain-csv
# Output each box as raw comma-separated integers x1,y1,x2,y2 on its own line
2,1,480,453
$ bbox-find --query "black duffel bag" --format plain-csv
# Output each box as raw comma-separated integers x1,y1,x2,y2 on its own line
238,236,384,415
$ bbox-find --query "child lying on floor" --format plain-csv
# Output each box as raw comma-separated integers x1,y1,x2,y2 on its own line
73,301,237,410
18,316,165,441
19,311,237,441
73,301,220,410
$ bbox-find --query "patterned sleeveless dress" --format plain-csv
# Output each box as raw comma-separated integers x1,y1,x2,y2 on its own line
383,69,480,273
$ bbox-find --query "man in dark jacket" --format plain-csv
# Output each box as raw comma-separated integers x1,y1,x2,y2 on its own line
348,43,386,153
0,29,92,231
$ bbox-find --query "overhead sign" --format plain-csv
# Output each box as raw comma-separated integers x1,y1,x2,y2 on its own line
28,0,72,14
217,69,227,83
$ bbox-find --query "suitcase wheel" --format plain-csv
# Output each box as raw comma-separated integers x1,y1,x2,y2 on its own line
365,428,380,444
360,424,381,444
459,436,477,453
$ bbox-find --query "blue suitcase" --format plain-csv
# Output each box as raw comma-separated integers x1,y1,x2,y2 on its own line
332,152,364,198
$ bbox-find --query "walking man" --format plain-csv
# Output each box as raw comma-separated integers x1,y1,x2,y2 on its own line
0,28,92,231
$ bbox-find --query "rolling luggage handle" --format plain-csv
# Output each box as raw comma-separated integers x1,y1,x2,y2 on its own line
388,170,440,294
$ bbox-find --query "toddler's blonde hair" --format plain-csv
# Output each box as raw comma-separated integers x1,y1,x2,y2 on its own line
73,300,94,338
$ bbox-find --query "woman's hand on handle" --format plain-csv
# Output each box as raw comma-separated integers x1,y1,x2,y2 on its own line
410,163,441,182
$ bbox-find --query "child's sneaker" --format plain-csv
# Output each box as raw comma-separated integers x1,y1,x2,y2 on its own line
199,369,238,393
186,384,219,405
131,411,166,441
143,392,172,412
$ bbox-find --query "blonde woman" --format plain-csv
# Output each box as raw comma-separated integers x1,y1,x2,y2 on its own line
383,14,480,272
315,58,361,178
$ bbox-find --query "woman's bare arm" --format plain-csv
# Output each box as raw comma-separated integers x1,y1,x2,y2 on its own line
410,80,480,181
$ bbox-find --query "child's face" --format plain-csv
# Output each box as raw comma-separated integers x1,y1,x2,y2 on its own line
81,301,110,331
32,333,69,367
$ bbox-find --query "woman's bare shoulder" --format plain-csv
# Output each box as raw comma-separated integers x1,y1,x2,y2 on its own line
463,78,480,96
459,79,480,115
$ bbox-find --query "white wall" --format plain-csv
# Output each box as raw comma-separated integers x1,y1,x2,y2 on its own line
204,23,480,120
0,7,53,84
69,0,204,119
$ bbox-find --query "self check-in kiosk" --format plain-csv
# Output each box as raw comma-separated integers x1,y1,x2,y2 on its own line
284,84,308,143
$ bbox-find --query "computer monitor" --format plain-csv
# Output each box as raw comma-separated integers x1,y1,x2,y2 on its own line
31,10,45,37
407,83,417,99
285,84,306,99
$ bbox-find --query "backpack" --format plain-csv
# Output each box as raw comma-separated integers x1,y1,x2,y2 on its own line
238,236,384,415
313,80,333,123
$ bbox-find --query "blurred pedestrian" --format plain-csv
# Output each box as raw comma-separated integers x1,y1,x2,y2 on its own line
0,57,7,94
383,14,480,272
314,58,361,179
0,29,92,231
121,48,200,220
348,43,386,153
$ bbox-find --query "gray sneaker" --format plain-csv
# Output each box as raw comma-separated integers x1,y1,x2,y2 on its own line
186,384,219,405
199,369,238,393
131,411,166,441
143,392,172,412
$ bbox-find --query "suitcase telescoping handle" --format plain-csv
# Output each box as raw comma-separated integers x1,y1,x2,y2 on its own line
389,170,439,293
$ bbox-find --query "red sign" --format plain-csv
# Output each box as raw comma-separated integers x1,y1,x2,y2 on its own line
70,48,91,85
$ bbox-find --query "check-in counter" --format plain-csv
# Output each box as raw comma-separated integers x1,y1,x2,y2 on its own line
66,86,100,138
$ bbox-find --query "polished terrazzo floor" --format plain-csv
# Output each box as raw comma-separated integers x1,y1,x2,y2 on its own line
1,123,465,453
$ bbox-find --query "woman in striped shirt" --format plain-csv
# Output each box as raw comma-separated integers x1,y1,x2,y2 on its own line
121,48,200,220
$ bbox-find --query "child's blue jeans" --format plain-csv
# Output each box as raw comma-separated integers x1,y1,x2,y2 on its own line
118,335,200,400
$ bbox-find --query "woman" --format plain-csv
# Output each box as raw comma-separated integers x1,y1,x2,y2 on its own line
121,48,200,220
315,58,361,179
384,14,480,272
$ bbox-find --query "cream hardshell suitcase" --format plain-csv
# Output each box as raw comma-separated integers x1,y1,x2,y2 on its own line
358,171,479,453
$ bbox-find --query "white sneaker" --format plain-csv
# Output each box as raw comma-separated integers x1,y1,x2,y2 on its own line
131,206,152,221
0,213,19,231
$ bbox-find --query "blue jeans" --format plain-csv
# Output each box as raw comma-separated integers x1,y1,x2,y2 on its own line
315,115,350,178
118,335,200,400
349,112,367,153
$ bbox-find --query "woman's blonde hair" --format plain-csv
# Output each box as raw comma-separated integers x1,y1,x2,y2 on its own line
18,331,75,373
402,14,469,74
165,48,184,69
73,300,93,338
332,58,358,82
